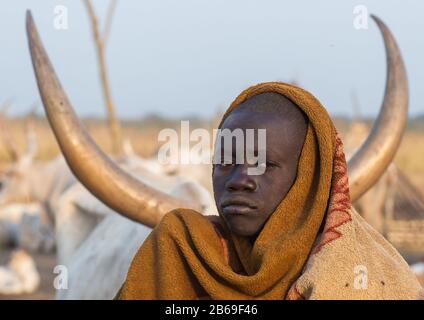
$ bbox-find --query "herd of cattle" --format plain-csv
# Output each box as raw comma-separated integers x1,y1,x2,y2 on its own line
0,12,423,299
0,132,216,298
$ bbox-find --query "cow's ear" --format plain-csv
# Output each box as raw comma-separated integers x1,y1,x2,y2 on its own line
22,124,38,161
13,129,37,174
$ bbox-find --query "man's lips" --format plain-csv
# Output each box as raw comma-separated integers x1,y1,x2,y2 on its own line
222,205,256,215
221,198,257,215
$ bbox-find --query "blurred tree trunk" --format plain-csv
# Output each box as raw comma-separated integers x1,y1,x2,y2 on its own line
83,0,123,155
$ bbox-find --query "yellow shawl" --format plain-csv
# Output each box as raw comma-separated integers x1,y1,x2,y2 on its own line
117,82,422,300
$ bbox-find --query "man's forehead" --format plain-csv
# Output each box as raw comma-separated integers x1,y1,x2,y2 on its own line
221,110,286,130
225,92,308,128
219,110,302,156
235,92,300,114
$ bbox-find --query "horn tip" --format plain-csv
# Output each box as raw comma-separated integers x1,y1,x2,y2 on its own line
26,10,35,35
370,13,380,21
26,10,33,24
370,14,387,30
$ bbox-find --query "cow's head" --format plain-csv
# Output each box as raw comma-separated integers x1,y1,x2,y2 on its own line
25,11,408,228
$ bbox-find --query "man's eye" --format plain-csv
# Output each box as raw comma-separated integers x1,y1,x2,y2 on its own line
257,162,266,168
257,161,278,169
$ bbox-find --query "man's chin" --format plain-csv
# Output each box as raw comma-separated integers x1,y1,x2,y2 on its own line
225,216,259,237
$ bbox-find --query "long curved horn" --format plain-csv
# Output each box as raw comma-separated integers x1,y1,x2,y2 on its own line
348,15,408,202
26,11,199,228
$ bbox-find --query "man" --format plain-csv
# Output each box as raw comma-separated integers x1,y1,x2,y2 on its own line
116,82,422,299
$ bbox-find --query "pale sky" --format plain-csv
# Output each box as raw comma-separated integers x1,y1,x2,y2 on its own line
1,0,423,119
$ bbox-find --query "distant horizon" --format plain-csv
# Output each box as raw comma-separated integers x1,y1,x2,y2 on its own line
5,110,424,123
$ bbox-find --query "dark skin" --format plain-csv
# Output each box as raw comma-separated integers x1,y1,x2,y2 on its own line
213,96,308,241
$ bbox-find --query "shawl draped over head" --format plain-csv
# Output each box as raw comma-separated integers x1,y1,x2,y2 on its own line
117,82,422,300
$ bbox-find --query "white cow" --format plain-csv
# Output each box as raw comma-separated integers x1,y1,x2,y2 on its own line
0,125,72,253
0,155,76,252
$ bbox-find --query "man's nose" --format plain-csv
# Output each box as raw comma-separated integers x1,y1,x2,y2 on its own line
225,165,257,192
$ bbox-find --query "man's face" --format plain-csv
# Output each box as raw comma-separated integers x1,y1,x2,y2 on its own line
213,110,305,238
